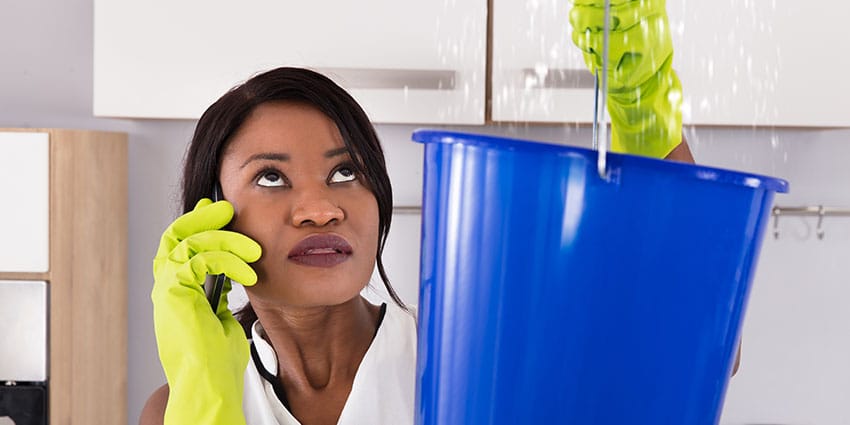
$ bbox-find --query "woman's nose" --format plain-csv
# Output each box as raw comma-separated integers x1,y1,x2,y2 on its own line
291,194,344,227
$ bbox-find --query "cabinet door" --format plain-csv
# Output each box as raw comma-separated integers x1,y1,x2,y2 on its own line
492,0,850,127
0,280,48,382
94,0,486,124
0,132,49,273
669,0,849,127
491,0,596,123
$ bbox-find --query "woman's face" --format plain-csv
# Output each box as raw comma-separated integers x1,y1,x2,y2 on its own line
218,101,380,309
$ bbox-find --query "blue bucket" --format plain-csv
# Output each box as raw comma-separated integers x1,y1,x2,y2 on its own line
412,130,788,425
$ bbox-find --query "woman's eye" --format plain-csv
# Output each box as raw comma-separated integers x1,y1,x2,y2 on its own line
329,166,357,184
257,170,286,187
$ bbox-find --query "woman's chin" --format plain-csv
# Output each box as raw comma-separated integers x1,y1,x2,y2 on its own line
245,282,367,311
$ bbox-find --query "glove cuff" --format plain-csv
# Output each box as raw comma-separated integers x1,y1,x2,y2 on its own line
161,335,250,425
164,370,248,425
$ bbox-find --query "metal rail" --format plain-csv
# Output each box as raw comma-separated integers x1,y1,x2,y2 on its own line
772,205,850,240
392,205,422,215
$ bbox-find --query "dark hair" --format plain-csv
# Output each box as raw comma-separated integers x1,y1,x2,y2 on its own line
181,67,405,335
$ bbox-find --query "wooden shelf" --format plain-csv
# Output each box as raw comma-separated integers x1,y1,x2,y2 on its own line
0,272,49,281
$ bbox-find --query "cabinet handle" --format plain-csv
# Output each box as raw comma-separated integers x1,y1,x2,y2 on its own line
521,68,595,89
316,68,457,90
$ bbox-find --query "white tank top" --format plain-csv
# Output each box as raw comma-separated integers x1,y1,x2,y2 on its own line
242,303,417,425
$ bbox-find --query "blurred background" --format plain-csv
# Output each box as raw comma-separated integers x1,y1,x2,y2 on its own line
1,0,848,423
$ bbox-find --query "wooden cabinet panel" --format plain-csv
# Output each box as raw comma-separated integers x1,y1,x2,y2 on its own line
0,128,127,425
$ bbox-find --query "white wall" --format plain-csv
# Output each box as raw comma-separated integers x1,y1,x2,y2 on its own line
2,1,848,424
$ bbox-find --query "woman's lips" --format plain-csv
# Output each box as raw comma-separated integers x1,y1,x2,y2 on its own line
288,234,353,268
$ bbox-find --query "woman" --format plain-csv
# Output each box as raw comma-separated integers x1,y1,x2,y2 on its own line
141,1,706,422
141,67,416,425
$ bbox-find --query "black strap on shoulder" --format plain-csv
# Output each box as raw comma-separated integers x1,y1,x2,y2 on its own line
251,342,291,410
373,302,388,340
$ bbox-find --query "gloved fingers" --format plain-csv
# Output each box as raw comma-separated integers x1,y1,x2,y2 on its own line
572,12,671,59
155,199,234,258
614,16,674,87
570,0,665,33
194,198,213,210
571,22,640,62
168,229,262,264
173,251,260,288
572,29,636,79
572,29,604,70
573,16,673,88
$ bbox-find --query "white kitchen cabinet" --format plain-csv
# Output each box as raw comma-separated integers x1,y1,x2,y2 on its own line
670,0,850,127
0,129,127,425
94,0,487,124
95,0,848,127
0,132,49,272
492,0,850,127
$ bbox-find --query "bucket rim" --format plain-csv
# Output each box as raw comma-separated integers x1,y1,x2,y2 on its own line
411,129,789,193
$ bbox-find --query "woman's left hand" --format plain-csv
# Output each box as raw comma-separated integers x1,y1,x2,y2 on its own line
569,0,684,159
152,198,262,425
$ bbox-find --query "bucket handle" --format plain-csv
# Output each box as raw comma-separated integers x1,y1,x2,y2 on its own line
591,0,612,181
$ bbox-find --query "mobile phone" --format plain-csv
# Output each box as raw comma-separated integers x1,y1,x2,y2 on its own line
203,183,229,312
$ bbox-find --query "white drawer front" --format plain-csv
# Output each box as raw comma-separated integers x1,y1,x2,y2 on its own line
0,280,48,382
0,132,49,273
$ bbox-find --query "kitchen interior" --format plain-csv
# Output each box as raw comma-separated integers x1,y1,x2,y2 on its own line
1,0,849,424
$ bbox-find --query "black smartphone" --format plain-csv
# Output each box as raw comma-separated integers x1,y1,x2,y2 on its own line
203,183,229,312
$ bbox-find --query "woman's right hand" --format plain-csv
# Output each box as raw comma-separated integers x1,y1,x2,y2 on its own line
152,198,262,425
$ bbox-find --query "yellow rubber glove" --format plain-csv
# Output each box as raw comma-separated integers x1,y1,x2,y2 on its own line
152,198,262,425
570,0,683,158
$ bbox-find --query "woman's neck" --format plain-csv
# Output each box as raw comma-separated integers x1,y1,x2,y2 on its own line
251,295,381,391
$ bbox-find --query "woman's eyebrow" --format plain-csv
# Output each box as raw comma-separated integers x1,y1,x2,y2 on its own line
324,147,350,158
240,152,290,169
